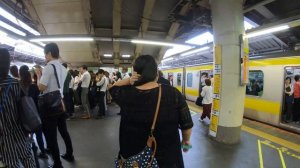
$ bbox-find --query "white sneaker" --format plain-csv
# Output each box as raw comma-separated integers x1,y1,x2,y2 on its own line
198,118,204,122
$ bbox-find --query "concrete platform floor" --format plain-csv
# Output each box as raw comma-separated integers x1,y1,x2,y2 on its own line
37,103,300,168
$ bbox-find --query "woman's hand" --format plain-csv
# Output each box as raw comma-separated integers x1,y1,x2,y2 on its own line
182,140,192,153
129,72,140,85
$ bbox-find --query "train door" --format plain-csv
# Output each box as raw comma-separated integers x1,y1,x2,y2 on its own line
281,66,300,129
198,70,213,96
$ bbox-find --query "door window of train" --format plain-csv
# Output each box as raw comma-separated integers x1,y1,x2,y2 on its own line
246,71,264,96
282,67,300,125
187,73,193,87
177,73,182,86
168,73,173,86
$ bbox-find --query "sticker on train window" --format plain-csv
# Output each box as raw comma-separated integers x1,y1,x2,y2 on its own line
187,73,193,87
246,70,264,96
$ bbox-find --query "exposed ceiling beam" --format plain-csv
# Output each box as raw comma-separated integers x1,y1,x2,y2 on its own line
157,2,191,63
243,0,276,13
80,0,100,64
22,0,47,34
95,27,166,35
255,5,275,19
134,0,156,59
112,0,122,65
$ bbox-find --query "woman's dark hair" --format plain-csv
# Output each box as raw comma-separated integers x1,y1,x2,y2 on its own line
81,65,88,70
295,75,300,81
133,55,158,86
10,65,19,78
98,69,104,74
44,43,59,58
205,79,211,86
285,77,291,83
19,65,32,87
0,48,10,81
116,71,122,80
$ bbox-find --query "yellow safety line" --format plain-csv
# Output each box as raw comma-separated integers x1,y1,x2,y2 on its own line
258,140,264,168
278,150,287,168
242,125,300,153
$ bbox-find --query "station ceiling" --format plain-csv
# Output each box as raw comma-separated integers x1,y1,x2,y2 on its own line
1,0,300,67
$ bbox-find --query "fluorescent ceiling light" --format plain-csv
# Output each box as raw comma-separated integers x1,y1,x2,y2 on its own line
104,54,112,57
163,46,192,58
0,30,16,47
0,7,40,36
30,37,94,42
185,32,214,45
180,46,210,57
15,40,44,58
0,30,7,36
162,57,174,62
245,25,289,38
131,39,188,47
122,54,131,58
0,21,26,36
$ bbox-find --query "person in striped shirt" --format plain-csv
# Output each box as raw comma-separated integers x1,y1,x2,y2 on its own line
0,48,36,168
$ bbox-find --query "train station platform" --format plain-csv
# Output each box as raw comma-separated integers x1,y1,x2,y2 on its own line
38,102,300,168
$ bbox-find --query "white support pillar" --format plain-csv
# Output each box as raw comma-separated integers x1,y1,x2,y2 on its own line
210,0,247,144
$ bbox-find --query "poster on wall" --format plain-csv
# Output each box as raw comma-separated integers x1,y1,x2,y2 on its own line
240,34,249,86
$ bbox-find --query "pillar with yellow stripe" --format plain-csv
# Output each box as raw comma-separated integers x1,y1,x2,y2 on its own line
209,0,247,144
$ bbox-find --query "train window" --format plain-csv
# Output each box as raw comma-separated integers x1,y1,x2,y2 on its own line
246,70,264,96
187,73,193,87
177,73,182,86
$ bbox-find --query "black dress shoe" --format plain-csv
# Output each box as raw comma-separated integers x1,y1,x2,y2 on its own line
61,154,75,162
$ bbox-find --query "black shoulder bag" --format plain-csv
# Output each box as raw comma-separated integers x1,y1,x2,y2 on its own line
38,64,66,118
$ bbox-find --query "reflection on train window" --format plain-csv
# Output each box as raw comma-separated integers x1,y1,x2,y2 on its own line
177,73,182,86
246,71,264,96
187,73,193,87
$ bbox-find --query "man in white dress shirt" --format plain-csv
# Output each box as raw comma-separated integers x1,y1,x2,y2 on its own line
78,65,91,119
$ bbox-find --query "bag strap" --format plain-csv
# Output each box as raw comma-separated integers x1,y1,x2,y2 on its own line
150,84,162,135
51,64,61,89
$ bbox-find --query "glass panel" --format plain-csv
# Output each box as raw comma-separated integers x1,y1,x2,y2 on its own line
246,70,264,96
177,73,182,86
187,73,193,87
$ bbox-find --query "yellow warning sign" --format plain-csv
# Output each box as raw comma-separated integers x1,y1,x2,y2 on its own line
213,74,221,94
210,114,219,132
213,98,220,112
214,45,222,65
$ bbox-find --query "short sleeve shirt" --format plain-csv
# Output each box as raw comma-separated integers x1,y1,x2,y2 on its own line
39,59,67,97
80,71,91,88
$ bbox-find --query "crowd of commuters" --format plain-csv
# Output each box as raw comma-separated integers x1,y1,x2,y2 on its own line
0,41,193,167
284,75,300,123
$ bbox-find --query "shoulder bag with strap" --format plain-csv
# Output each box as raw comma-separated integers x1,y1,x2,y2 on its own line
19,85,42,133
115,85,162,168
38,64,66,118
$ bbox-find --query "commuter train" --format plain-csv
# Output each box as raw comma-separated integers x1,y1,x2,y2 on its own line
161,55,300,133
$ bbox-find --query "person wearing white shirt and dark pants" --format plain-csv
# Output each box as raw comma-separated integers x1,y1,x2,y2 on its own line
78,65,91,119
36,43,74,168
121,67,130,79
199,79,213,121
95,69,108,119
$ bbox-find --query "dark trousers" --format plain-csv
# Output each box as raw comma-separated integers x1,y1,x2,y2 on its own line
201,104,212,120
43,114,73,167
35,128,45,154
96,92,106,116
64,90,75,116
284,98,293,122
293,98,300,121
31,138,40,168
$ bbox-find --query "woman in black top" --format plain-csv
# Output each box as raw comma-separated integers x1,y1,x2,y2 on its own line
0,48,36,168
110,55,193,168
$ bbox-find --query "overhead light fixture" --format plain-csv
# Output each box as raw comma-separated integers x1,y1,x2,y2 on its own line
162,57,174,62
245,25,289,38
0,21,26,36
122,54,131,58
103,54,112,57
131,39,189,47
0,7,40,36
30,37,94,42
185,32,214,45
180,46,210,57
0,30,7,36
